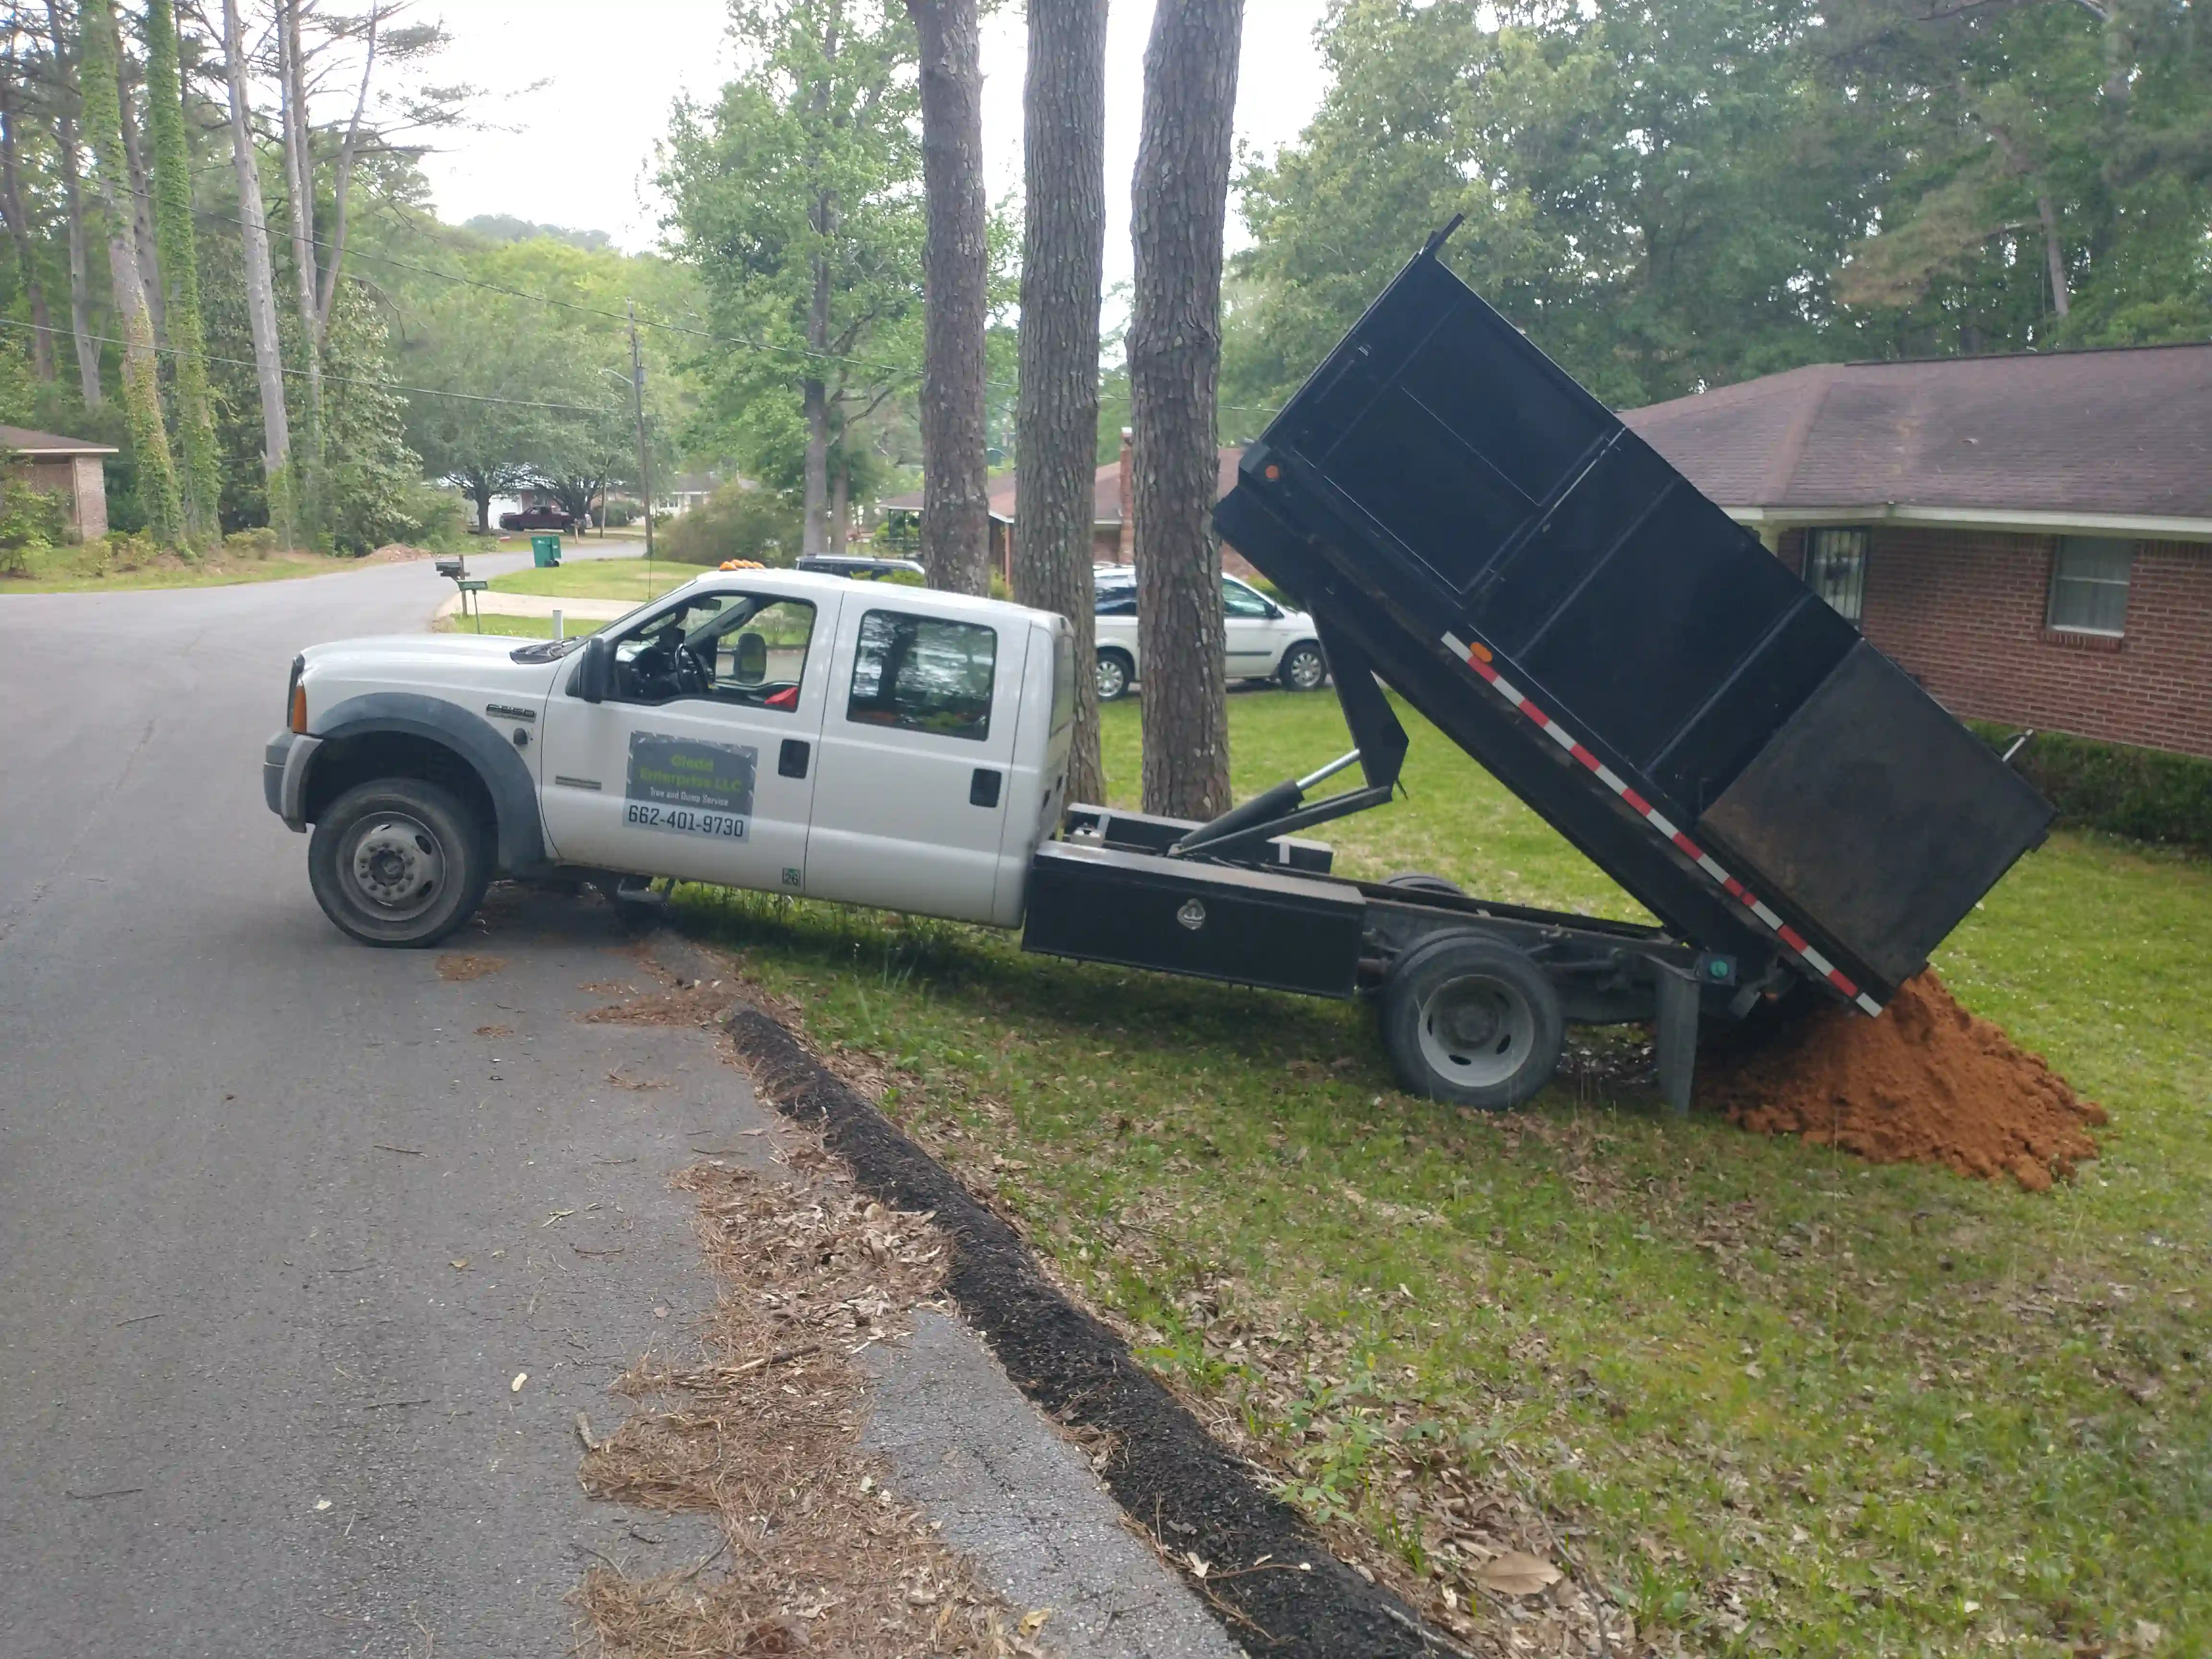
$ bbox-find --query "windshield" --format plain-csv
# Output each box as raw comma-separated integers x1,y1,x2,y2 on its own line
508,580,704,665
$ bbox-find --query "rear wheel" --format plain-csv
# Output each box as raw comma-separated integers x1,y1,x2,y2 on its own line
1277,640,1327,692
1382,933,1563,1110
308,777,491,948
1095,649,1134,702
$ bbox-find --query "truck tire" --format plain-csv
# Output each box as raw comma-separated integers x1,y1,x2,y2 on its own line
1095,649,1135,703
308,777,492,948
1277,640,1328,691
1382,932,1563,1110
1382,870,1466,897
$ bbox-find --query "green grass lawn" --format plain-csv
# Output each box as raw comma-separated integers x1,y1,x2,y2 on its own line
487,552,696,604
672,687,2211,1657
432,613,609,640
0,539,380,594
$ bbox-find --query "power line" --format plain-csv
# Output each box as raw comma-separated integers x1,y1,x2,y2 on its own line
0,315,620,413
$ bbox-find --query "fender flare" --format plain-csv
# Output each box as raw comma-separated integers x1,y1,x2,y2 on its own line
312,692,546,873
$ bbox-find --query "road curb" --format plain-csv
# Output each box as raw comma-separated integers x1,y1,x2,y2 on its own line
719,1001,1461,1658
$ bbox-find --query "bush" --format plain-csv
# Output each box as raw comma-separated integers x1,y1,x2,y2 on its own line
224,526,280,560
0,482,70,550
1974,721,2212,856
601,498,639,528
659,483,804,567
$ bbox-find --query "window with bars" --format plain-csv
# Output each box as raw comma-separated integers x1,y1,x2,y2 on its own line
2047,537,2133,636
1804,527,1869,624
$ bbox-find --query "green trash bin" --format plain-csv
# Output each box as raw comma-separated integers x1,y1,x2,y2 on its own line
530,532,562,568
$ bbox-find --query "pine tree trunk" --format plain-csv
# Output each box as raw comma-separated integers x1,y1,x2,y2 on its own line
42,0,103,405
802,236,831,555
830,462,850,553
1129,0,1241,820
219,0,292,507
905,0,991,596
144,0,221,543
1013,0,1109,805
117,74,163,342
278,0,326,533
0,62,58,381
81,0,182,544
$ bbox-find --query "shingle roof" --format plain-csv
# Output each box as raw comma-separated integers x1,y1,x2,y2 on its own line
0,423,119,457
881,448,1246,524
1620,344,2212,522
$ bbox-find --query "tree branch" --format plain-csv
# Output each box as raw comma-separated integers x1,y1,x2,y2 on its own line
315,0,381,332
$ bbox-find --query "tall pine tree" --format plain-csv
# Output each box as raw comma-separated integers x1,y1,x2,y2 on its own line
144,0,221,542
80,0,183,544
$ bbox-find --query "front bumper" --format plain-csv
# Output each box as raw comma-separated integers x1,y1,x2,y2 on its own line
263,729,323,831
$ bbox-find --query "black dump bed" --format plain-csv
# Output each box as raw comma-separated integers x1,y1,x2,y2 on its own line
1216,238,2052,1011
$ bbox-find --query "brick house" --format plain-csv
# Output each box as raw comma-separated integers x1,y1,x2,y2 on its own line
879,440,1262,583
1622,345,2212,759
1,424,117,540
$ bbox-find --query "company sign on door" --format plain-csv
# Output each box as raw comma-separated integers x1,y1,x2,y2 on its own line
624,732,755,840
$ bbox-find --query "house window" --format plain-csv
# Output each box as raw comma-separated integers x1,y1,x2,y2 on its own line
2047,537,2133,636
1805,528,1869,624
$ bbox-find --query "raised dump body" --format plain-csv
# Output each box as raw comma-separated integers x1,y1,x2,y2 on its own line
1216,234,2052,1011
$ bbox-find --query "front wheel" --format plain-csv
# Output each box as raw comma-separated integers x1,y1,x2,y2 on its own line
1277,641,1328,692
1381,932,1564,1110
1095,649,1134,702
308,777,491,948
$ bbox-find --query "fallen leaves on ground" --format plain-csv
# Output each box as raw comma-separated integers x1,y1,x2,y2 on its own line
436,953,506,981
571,1130,1038,1658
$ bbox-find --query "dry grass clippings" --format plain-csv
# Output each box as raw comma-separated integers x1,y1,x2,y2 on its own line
572,1144,1045,1658
435,952,506,982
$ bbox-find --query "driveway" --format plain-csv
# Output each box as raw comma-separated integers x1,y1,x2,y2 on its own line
0,555,1231,1658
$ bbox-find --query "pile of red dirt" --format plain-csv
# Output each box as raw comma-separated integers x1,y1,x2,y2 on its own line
1700,973,2105,1190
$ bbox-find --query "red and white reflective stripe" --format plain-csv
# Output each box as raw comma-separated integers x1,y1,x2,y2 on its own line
1441,632,1885,1016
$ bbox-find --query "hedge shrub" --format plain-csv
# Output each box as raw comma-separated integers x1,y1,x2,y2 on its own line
1972,721,2212,856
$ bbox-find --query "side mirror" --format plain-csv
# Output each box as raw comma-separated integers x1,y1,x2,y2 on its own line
733,631,768,684
570,632,611,703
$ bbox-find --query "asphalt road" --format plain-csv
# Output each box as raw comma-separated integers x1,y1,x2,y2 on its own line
0,553,743,1658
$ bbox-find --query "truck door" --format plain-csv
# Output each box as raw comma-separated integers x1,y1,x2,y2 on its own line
805,602,1027,925
537,587,837,893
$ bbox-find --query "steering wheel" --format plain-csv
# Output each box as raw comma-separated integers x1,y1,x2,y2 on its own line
671,640,710,694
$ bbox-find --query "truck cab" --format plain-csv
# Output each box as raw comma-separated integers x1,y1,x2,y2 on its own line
266,571,1074,946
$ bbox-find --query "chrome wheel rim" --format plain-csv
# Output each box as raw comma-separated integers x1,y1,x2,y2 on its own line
1285,648,1325,690
1416,973,1536,1090
342,812,446,921
1095,656,1128,699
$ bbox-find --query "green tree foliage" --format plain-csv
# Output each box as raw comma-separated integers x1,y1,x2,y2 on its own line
658,481,806,566
390,234,689,531
661,0,926,551
397,283,565,531
1231,0,2212,409
1818,0,2212,352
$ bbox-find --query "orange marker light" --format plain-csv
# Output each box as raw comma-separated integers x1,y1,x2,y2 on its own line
1263,464,1281,481
1467,641,1493,664
290,682,308,733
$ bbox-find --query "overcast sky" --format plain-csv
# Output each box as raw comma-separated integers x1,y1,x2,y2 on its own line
415,0,1336,288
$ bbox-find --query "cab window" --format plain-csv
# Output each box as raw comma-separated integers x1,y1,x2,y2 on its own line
610,593,817,710
846,609,996,741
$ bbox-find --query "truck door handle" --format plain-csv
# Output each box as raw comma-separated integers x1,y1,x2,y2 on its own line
778,738,810,779
969,768,1002,808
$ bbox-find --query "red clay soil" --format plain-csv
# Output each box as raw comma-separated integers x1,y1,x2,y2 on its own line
1701,973,2106,1191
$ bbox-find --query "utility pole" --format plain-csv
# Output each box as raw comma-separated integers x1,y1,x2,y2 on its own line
627,300,655,592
